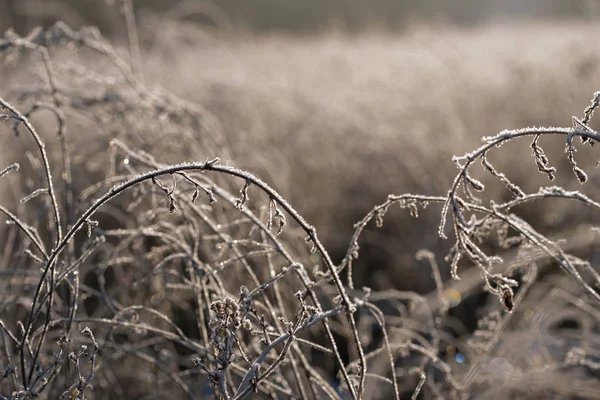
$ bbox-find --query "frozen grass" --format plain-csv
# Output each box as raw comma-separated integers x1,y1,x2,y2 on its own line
1,13,600,400
142,20,600,292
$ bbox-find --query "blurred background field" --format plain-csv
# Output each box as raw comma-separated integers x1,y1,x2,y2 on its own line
2,1,600,399
1,0,599,36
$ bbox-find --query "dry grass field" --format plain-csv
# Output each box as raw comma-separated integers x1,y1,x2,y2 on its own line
1,5,600,399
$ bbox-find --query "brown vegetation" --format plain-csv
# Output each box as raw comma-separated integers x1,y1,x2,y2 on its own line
1,8,600,400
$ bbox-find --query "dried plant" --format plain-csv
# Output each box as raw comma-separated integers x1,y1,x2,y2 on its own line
2,8,600,400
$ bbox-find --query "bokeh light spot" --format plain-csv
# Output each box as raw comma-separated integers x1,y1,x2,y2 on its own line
524,309,534,321
443,288,462,307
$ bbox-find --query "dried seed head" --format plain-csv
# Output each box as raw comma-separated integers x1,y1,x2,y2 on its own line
573,166,588,184
498,285,514,313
